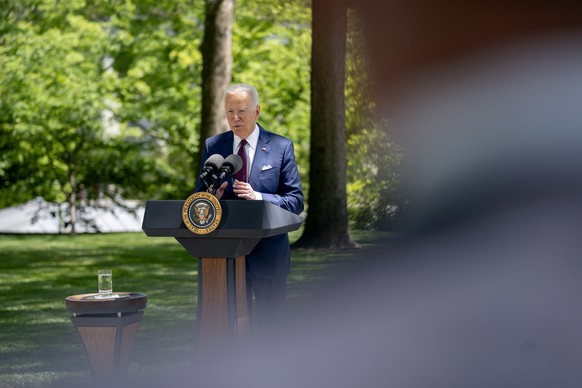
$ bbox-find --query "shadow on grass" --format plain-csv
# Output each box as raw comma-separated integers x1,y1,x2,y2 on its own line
0,230,395,386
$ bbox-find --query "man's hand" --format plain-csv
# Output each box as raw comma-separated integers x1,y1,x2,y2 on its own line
208,181,228,200
233,179,257,200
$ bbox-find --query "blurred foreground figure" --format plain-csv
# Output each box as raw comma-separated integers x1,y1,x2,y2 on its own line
124,1,582,387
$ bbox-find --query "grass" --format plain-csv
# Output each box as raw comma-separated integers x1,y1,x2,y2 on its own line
0,230,393,387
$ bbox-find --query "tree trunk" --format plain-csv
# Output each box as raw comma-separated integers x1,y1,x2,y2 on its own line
68,170,77,235
295,0,355,249
196,0,234,174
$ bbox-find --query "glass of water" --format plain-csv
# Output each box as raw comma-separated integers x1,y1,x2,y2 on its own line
98,269,113,297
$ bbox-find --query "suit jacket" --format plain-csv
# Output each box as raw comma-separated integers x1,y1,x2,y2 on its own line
195,124,304,278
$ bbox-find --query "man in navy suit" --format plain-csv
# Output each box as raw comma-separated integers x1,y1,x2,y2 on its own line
195,84,304,325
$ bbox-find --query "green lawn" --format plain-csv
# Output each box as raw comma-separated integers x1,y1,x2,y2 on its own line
0,230,392,387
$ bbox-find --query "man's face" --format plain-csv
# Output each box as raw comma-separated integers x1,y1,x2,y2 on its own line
225,92,260,139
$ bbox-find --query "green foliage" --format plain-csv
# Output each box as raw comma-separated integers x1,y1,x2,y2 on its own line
0,0,165,211
108,0,206,199
347,129,405,230
345,9,404,230
1,3,104,204
0,0,403,231
1,0,313,211
232,0,312,183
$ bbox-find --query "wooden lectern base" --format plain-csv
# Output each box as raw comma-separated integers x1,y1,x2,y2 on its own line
197,256,250,347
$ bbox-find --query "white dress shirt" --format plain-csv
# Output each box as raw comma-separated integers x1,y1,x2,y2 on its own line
233,124,262,200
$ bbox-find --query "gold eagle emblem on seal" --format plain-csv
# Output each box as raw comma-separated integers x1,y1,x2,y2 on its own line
182,192,222,234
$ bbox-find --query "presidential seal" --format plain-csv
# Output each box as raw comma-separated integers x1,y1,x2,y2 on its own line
182,192,222,235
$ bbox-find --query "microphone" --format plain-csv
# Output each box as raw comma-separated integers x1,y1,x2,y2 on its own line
212,154,243,193
199,154,224,189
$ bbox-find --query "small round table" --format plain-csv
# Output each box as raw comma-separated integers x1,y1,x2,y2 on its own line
65,292,147,380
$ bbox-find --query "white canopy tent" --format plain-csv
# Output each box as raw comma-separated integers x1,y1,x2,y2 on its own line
0,197,145,234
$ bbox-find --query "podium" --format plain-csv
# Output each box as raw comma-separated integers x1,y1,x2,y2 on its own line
142,200,302,346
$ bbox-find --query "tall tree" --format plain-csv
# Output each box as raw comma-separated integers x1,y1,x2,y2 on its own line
0,3,112,233
231,0,311,186
197,0,235,172
0,0,164,231
110,0,205,199
295,0,355,248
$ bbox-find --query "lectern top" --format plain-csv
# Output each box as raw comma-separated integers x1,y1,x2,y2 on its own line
142,199,302,238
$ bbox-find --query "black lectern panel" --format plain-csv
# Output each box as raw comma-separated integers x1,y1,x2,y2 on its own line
142,200,302,238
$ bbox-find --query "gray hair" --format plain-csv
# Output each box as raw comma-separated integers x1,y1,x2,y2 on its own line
225,84,260,108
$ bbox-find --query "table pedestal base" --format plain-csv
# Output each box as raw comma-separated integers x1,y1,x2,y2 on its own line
65,292,147,380
71,311,143,379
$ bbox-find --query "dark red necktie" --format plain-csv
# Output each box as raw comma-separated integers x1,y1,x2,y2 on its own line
234,139,248,182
